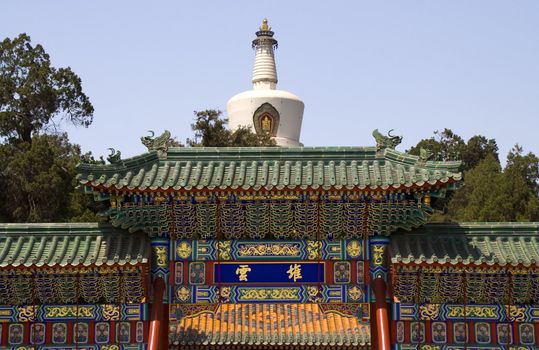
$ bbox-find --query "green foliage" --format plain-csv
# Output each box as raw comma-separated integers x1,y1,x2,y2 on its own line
0,34,93,144
506,144,539,193
410,130,538,222
447,154,507,221
408,129,466,164
409,129,502,220
447,151,539,221
463,135,499,171
187,109,276,147
0,134,97,222
0,34,97,223
408,129,498,172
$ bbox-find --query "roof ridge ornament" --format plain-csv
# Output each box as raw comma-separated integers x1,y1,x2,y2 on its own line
141,130,172,158
418,147,434,165
106,148,122,165
372,129,403,152
80,153,105,165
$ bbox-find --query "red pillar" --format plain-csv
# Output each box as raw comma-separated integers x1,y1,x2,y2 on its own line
148,277,166,350
159,302,169,350
372,277,391,350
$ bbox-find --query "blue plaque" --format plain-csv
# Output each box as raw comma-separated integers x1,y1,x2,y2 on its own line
213,262,326,284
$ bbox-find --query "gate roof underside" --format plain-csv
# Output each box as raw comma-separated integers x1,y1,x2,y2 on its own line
76,147,461,192
169,303,370,349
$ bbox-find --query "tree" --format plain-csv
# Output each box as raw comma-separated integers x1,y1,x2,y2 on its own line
409,129,500,220
505,145,539,194
0,133,97,222
461,135,499,171
447,154,508,221
0,34,96,222
447,148,539,222
187,109,275,147
0,33,93,144
408,129,465,164
503,145,539,221
408,129,498,172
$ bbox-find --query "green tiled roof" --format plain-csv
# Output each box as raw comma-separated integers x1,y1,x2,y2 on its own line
76,147,461,192
389,222,539,266
0,223,148,268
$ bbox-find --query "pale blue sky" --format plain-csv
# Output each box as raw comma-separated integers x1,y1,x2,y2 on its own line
2,1,538,162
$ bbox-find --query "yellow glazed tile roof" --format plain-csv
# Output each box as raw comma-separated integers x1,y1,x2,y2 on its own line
169,303,370,348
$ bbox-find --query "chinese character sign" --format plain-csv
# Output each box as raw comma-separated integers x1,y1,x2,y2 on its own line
215,262,325,284
235,265,252,281
287,264,302,282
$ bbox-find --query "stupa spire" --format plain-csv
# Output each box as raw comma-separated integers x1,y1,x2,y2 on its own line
252,18,278,90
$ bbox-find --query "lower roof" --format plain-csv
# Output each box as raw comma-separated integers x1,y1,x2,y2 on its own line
0,223,148,268
169,303,370,348
389,222,539,267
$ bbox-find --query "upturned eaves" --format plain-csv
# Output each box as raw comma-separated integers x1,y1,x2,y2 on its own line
76,147,461,192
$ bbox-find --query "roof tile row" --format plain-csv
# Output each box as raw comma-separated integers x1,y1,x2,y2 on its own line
0,223,148,267
390,223,539,266
77,147,461,191
170,304,369,347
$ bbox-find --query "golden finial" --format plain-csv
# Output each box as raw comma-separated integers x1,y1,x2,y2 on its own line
260,18,271,31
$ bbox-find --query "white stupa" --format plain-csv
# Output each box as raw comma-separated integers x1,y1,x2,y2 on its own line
227,19,304,147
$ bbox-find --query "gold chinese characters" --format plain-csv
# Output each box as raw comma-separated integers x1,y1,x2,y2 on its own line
287,264,302,282
236,264,252,281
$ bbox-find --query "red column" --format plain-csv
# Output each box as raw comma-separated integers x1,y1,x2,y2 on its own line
159,302,169,350
148,277,166,350
372,277,391,350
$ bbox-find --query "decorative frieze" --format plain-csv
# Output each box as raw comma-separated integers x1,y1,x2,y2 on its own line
393,266,539,304
392,320,538,348
0,269,145,305
171,239,364,261
111,198,433,238
393,303,539,322
0,304,147,322
171,284,367,304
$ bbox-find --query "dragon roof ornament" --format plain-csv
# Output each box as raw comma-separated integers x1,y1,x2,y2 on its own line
418,147,434,165
141,130,172,158
106,148,122,164
372,129,403,152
